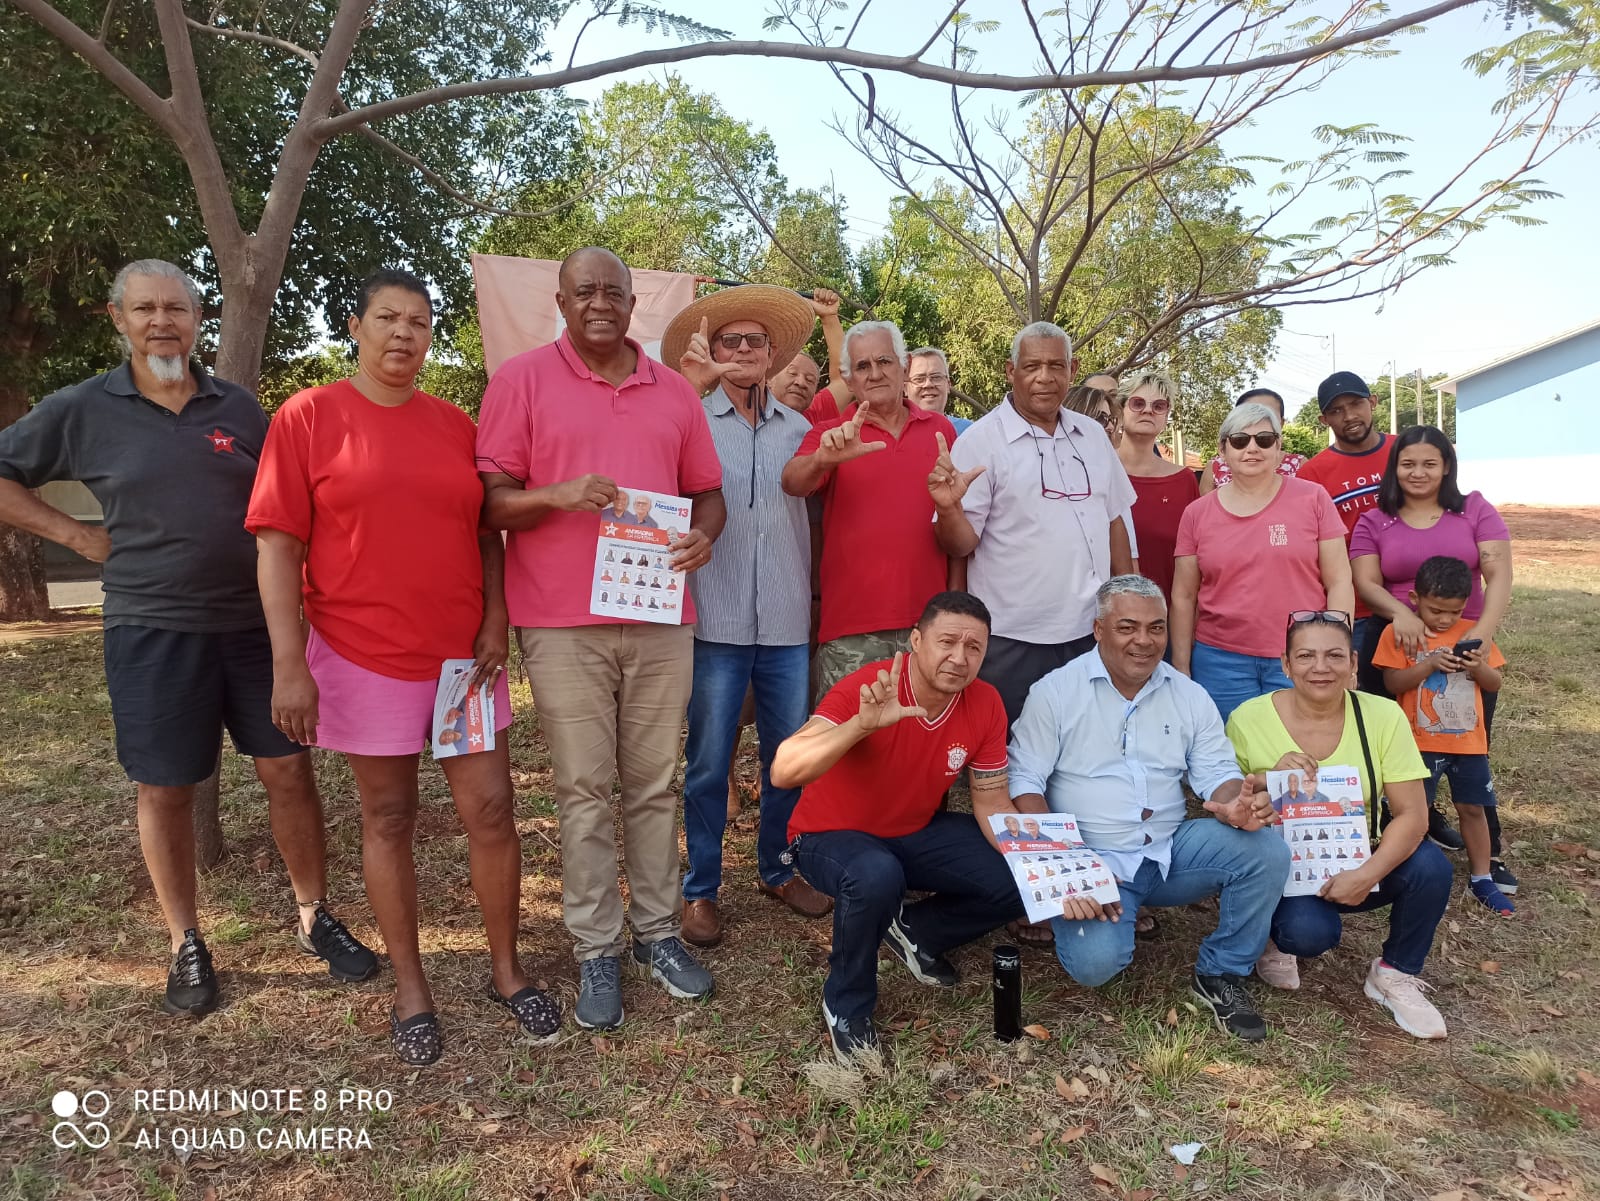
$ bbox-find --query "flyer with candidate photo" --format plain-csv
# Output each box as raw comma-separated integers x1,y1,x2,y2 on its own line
1267,766,1374,897
431,659,495,759
987,813,1120,923
590,486,692,624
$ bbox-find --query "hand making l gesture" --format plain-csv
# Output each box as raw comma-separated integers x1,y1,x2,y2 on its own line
856,652,928,732
927,431,986,509
818,405,887,467
678,316,740,396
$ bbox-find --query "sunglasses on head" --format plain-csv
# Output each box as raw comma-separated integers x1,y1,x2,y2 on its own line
1225,431,1279,450
716,332,769,350
1286,610,1351,630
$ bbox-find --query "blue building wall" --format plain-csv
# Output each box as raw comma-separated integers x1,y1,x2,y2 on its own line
1456,323,1600,504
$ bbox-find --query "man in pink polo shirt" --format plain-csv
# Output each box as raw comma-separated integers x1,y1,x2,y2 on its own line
781,320,956,697
477,247,727,1032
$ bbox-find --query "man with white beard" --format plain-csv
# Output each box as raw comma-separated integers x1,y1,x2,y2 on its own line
0,259,375,1018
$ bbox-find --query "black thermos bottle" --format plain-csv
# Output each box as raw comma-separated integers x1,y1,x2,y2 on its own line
993,944,1022,1041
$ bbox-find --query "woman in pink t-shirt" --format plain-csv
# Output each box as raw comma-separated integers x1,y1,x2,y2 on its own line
1171,403,1354,721
1199,387,1305,494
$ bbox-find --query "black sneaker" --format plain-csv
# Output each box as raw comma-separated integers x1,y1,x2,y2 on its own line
1427,806,1464,852
822,1000,880,1064
1192,971,1267,1042
882,914,958,987
1490,859,1519,896
297,906,379,982
164,929,219,1017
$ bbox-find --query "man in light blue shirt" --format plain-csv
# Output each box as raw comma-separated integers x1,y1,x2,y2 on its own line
1001,576,1290,1041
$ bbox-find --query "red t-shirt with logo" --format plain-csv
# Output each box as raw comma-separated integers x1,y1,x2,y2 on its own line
796,404,956,643
247,381,486,680
788,661,1008,840
1296,435,1392,619
806,387,842,426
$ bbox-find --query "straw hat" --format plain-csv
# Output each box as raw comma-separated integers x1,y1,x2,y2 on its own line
660,284,815,379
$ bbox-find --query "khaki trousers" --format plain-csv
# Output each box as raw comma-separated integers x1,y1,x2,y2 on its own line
518,623,694,961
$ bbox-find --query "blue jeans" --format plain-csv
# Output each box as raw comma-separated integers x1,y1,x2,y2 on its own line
1051,819,1290,985
1270,840,1452,976
682,641,810,901
793,813,1024,1022
1191,641,1292,724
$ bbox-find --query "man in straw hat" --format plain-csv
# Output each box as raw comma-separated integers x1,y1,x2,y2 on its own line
477,247,726,1032
663,284,835,948
781,320,958,699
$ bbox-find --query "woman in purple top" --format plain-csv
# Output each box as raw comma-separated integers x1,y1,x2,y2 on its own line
1348,425,1515,884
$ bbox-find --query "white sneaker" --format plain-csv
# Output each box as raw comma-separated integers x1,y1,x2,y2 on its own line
1363,958,1447,1040
1254,941,1300,991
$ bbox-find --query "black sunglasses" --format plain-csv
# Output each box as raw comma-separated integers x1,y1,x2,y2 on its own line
1225,432,1279,450
1286,610,1352,629
717,332,769,349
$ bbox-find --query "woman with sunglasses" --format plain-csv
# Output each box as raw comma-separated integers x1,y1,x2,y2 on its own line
1171,403,1353,721
1115,371,1198,606
1199,388,1305,495
1064,383,1122,446
1226,613,1452,1039
1348,424,1515,882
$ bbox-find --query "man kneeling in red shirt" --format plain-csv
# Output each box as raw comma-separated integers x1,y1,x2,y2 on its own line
771,591,1024,1064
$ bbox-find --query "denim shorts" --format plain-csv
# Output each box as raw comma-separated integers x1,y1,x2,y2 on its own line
1422,752,1496,808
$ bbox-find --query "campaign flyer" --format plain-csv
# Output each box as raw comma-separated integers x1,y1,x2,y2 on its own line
431,658,495,759
1268,766,1375,897
987,813,1120,924
589,486,691,625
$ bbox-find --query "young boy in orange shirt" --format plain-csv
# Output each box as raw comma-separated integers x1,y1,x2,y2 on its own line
1373,555,1512,916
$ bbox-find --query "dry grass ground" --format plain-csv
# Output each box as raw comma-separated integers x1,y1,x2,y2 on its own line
3,506,1598,1201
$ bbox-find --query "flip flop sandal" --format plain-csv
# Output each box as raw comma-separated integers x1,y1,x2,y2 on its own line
487,981,562,1046
1006,920,1056,950
390,1010,443,1066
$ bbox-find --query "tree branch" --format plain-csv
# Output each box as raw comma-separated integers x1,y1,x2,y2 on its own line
318,0,1477,139
184,16,320,68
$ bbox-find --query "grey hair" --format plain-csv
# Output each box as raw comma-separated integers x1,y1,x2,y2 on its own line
908,346,948,372
1120,369,1177,406
840,321,908,379
1096,574,1167,619
1218,401,1281,445
1010,321,1072,366
110,259,201,311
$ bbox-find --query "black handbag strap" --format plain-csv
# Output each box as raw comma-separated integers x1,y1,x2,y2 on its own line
1348,689,1387,842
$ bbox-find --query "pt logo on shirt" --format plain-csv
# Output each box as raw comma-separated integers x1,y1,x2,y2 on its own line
206,428,236,454
945,745,969,774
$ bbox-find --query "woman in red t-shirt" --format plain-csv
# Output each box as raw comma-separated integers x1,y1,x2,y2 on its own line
248,269,555,1066
1170,403,1354,723
1114,370,1199,606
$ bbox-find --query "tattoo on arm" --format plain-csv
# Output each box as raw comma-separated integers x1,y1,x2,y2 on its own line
969,766,1008,792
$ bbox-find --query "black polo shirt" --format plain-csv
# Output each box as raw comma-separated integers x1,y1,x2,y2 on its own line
0,363,269,631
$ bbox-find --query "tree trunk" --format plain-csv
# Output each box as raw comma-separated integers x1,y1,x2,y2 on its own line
0,380,50,621
193,757,225,870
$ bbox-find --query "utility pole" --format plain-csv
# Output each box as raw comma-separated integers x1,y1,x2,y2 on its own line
1389,361,1399,435
1417,368,1425,428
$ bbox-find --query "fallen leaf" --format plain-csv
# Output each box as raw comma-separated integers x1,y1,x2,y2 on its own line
1054,1074,1073,1099
1551,842,1592,858
1173,1165,1190,1183
1165,1007,1179,1027
1448,920,1461,934
479,1121,501,1134
1517,1154,1537,1172
1428,1192,1467,1201
1083,1064,1111,1085
202,1190,218,1201
1059,1125,1089,1144
591,1036,614,1053
1480,960,1500,975
1201,1063,1228,1075
1069,1076,1092,1100
516,1070,539,1085
1028,1128,1045,1146
1088,1163,1119,1188
1575,1069,1598,1087
1290,1139,1313,1151
1559,971,1583,982
1125,1190,1156,1201
1541,1004,1565,1018
911,1166,934,1186
734,1120,758,1147
252,850,271,872
731,1074,744,1096
1023,1023,1051,1040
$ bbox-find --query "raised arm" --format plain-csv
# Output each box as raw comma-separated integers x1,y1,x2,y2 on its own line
781,406,884,497
812,288,851,406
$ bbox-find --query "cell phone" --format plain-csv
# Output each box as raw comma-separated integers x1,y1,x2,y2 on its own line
1452,638,1483,656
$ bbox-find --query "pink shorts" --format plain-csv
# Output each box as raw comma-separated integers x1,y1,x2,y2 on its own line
306,627,513,757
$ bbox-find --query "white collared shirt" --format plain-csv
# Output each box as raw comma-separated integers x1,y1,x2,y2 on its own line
949,399,1138,643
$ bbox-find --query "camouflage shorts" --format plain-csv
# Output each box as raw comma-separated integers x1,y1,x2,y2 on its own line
813,627,914,704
